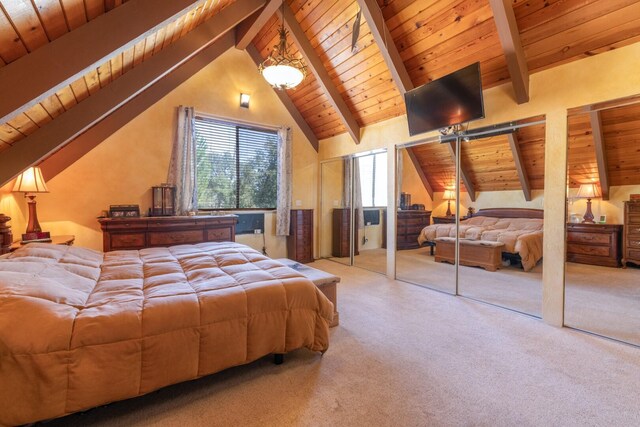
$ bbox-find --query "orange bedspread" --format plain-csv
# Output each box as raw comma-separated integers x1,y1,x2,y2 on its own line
0,242,333,426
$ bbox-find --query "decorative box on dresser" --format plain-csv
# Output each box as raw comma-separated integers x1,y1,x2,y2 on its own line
566,223,622,267
287,209,314,263
98,215,237,252
623,201,640,267
397,210,432,250
332,208,358,257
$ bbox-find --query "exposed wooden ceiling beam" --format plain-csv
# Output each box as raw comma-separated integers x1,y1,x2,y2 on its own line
277,3,361,144
0,0,266,187
489,0,529,104
447,142,476,202
356,0,413,94
406,147,433,199
507,132,532,201
590,111,610,201
246,43,319,151
39,34,235,182
0,0,201,124
235,0,280,50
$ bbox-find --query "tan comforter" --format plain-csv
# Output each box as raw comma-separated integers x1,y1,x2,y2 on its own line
418,217,544,271
0,242,333,426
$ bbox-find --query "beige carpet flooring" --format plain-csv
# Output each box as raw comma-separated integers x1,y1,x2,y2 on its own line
46,260,640,426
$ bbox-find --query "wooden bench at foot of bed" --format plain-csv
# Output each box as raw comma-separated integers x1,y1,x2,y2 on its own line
434,237,505,272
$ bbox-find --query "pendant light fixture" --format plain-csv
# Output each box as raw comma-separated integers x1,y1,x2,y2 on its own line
259,1,306,90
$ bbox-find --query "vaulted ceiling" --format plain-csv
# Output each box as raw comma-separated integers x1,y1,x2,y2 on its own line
0,0,639,186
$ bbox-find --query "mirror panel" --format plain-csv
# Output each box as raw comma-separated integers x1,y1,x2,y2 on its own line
353,152,388,275
320,158,352,265
565,99,640,346
456,117,545,317
395,142,457,294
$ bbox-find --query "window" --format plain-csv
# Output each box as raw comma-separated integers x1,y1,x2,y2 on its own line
358,152,387,207
194,116,278,209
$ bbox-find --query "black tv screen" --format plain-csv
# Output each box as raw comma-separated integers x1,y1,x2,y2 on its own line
404,62,485,137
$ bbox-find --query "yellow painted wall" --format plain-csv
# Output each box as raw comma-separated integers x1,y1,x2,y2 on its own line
0,48,318,257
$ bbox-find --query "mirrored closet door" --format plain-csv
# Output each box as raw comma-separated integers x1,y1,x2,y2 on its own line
395,142,458,294
565,96,640,346
456,117,546,317
319,151,388,275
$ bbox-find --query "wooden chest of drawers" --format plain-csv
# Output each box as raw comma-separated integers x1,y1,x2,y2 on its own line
287,209,314,263
397,210,431,250
623,201,640,267
98,215,237,252
332,208,358,257
566,223,622,267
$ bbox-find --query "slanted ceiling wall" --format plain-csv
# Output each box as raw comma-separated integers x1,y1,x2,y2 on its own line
0,48,318,255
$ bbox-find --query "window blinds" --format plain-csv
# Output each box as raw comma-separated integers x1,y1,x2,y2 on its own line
194,116,278,209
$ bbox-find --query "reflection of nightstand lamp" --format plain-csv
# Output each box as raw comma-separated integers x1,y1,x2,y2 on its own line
576,183,601,224
12,166,49,233
443,189,455,217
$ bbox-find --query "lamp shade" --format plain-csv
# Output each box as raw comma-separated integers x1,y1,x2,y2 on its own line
12,166,49,193
576,183,601,199
442,189,456,201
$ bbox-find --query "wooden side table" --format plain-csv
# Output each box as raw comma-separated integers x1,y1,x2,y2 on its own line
10,235,75,252
566,223,622,267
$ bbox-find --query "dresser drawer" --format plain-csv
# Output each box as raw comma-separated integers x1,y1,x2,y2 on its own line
628,249,640,260
627,214,640,225
148,230,203,246
106,221,146,231
148,220,197,229
207,227,231,241
111,233,146,249
627,225,640,236
567,231,611,245
567,243,611,257
627,239,640,250
628,203,640,213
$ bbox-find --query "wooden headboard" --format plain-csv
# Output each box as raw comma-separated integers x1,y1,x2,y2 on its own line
473,208,544,219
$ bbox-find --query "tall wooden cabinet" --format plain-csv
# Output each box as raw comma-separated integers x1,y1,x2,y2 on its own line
623,201,640,267
332,208,358,257
287,209,314,263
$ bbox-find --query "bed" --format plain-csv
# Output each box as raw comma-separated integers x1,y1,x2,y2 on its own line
0,242,333,426
417,208,544,272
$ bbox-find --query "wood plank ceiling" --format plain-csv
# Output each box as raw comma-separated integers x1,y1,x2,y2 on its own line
568,102,640,190
409,115,545,194
1,0,640,171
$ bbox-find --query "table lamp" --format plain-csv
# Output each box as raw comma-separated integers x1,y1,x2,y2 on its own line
12,166,49,234
443,189,455,217
576,183,601,223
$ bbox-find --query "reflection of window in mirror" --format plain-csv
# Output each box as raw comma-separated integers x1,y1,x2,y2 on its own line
565,96,640,347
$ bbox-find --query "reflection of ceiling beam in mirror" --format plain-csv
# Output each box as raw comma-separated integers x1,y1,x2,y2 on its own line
356,0,413,95
590,111,610,201
447,142,476,202
507,132,532,201
406,148,434,199
489,0,529,104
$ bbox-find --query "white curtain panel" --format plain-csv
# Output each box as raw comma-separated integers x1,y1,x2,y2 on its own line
276,126,292,236
343,158,364,229
167,106,197,215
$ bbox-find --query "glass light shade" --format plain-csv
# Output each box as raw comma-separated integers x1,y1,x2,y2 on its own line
12,166,49,193
443,189,456,201
576,183,601,199
262,64,305,90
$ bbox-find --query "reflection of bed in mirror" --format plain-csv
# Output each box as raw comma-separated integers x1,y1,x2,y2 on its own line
417,208,544,271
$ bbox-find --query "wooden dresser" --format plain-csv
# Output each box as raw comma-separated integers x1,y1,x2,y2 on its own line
623,201,640,267
332,208,358,257
397,210,431,250
287,209,314,263
566,223,622,267
98,215,237,252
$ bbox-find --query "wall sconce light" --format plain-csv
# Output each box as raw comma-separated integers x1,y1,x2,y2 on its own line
240,93,250,108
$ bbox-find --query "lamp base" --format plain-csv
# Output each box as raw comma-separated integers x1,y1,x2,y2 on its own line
26,195,43,233
446,200,452,217
582,198,596,223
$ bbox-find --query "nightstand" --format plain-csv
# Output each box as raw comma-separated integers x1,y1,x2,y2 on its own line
566,223,622,267
10,235,75,252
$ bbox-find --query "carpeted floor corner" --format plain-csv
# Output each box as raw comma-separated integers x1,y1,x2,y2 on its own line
45,260,640,426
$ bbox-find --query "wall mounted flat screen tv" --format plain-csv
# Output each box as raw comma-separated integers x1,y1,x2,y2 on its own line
404,62,485,137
